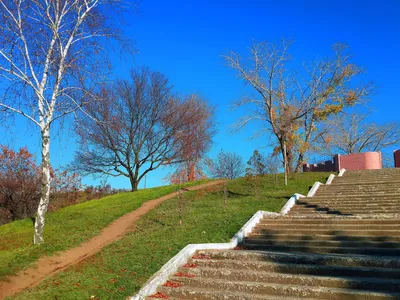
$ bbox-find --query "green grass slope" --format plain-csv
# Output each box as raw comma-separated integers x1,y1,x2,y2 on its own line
0,180,210,280
8,172,330,300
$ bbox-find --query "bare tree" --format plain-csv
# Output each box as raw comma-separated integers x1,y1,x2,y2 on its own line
320,113,400,155
225,40,371,174
167,95,216,183
206,150,245,180
73,68,213,191
0,0,128,244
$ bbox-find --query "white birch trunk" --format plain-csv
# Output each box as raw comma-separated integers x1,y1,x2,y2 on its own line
34,125,51,244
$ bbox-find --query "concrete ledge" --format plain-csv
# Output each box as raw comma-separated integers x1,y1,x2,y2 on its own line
326,174,335,185
130,210,278,300
280,193,305,215
307,182,323,197
131,171,339,299
338,168,347,177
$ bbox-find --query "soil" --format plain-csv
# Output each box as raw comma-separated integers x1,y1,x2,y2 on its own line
0,180,224,299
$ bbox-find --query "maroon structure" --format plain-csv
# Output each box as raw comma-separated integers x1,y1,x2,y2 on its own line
304,152,383,172
395,150,400,168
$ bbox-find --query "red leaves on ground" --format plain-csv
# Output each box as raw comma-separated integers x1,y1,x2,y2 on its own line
149,292,169,299
163,281,183,288
233,246,244,250
182,263,197,268
175,272,195,278
74,283,81,287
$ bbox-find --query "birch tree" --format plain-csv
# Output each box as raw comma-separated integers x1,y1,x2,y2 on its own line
0,0,126,244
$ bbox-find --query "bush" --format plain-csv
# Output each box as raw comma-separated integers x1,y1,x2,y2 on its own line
0,146,41,224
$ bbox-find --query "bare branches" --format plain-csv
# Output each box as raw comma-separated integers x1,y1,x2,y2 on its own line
72,67,215,191
225,40,371,173
205,150,245,180
320,113,400,155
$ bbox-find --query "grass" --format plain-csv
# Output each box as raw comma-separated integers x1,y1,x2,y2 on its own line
0,179,211,280
6,172,330,300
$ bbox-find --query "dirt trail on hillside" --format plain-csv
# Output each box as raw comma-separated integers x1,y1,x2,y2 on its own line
0,180,224,299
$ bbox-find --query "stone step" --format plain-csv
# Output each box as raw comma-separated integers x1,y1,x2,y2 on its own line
329,185,400,189
241,243,400,256
299,201,400,206
165,277,400,299
317,186,400,190
248,233,400,242
178,267,400,292
291,207,400,213
256,223,400,230
316,192,400,196
287,213,400,218
322,187,400,191
289,208,400,214
259,219,400,225
157,285,312,300
331,181,400,186
316,192,400,195
195,250,400,269
310,194,400,200
293,205,400,211
243,238,400,249
253,226,400,236
189,258,400,280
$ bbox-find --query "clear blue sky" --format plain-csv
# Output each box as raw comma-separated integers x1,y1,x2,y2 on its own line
2,0,399,189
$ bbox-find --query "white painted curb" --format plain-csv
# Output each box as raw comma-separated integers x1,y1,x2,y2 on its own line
130,210,279,300
131,171,342,299
280,193,305,215
326,174,335,185
338,168,346,177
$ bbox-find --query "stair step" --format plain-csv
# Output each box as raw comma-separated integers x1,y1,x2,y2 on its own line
195,249,400,268
248,233,400,242
310,195,400,200
259,219,400,225
165,277,400,299
295,203,400,208
256,224,400,229
331,181,400,186
241,243,400,256
253,227,400,236
188,258,400,280
291,207,400,213
157,285,312,300
243,238,400,249
177,267,400,292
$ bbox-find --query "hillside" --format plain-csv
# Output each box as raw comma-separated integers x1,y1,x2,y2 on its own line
0,180,211,281
1,172,329,300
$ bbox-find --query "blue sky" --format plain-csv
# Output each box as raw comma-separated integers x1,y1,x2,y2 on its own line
2,0,400,189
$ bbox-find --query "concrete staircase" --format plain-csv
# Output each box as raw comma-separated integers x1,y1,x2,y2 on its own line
148,169,400,299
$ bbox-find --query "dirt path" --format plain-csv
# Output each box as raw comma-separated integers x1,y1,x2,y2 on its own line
0,180,224,299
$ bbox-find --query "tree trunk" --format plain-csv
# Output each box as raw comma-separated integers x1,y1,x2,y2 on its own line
187,161,195,181
280,140,294,175
129,176,139,192
295,153,305,173
34,126,51,245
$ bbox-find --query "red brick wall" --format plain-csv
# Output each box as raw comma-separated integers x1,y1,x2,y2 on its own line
395,150,400,168
336,152,382,171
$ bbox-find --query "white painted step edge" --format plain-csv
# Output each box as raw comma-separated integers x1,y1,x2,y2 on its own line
130,170,344,299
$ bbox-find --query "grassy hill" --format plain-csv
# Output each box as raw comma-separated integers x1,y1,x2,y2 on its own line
0,180,211,280
3,172,330,300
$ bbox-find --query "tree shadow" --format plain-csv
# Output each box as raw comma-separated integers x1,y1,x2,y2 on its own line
295,200,353,216
238,227,400,295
